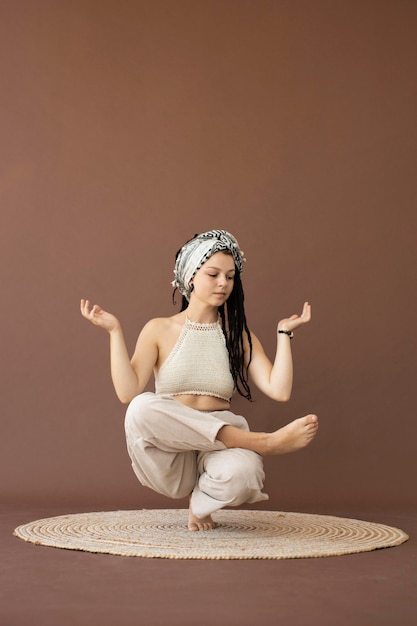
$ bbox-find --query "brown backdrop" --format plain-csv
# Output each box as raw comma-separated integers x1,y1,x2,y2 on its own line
1,0,416,512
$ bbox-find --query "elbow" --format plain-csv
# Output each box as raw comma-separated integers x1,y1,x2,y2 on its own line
117,391,138,405
272,391,291,402
114,380,142,405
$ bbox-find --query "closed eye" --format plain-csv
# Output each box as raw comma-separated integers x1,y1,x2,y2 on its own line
208,273,234,279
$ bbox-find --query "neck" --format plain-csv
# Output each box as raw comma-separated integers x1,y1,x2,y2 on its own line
185,303,219,325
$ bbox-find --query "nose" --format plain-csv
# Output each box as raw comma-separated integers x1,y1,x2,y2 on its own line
217,274,227,287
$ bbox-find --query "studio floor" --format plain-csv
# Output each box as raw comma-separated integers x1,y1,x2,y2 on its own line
1,505,416,626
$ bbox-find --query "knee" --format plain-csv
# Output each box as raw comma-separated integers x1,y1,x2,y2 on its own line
124,392,155,439
228,454,265,497
240,452,265,487
204,451,265,502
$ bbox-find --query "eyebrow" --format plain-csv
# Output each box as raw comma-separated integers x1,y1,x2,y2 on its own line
205,266,235,273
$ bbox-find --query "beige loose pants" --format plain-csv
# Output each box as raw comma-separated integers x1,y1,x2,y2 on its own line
125,393,269,518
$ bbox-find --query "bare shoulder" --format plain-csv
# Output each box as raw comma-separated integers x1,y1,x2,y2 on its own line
138,314,185,353
131,314,184,367
141,313,185,367
243,329,263,350
243,329,267,365
142,313,184,336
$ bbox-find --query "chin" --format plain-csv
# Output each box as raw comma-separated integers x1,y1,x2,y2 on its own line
214,298,228,307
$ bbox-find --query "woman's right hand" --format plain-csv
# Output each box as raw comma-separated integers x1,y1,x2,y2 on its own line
80,299,121,333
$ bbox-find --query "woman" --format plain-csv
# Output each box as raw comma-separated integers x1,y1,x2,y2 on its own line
80,229,318,531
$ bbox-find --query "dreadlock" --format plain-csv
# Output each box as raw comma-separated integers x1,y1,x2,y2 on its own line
172,248,253,401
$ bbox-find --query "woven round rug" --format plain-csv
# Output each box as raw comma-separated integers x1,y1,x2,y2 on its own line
14,509,408,560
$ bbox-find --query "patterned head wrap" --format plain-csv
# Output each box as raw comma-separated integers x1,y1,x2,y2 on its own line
172,229,245,300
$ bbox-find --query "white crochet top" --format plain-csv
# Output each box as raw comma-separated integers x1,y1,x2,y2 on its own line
155,316,235,401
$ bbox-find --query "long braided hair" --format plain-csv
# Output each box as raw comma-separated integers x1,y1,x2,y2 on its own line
172,247,253,401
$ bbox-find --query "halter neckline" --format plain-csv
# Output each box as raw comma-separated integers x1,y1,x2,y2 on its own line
185,313,220,329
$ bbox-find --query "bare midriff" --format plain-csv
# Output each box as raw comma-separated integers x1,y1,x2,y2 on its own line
173,394,231,412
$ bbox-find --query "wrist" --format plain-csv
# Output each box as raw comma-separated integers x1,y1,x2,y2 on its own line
109,323,122,336
277,329,294,338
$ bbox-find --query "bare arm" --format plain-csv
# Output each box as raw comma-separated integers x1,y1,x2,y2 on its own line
247,302,311,402
80,299,158,404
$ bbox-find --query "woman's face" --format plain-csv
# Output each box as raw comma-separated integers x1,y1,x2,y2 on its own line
190,251,236,306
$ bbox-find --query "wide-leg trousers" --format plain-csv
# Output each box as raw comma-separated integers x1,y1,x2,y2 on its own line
124,393,269,518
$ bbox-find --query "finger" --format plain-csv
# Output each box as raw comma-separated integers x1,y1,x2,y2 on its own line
302,302,311,321
80,299,90,317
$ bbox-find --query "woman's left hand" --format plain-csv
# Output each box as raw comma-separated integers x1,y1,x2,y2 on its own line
277,301,311,332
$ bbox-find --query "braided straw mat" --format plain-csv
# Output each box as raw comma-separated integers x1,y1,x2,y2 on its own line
14,509,408,560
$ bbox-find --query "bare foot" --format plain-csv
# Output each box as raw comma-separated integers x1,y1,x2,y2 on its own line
188,505,216,532
265,414,318,455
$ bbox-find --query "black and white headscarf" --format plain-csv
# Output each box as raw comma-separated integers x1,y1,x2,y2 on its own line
172,229,245,300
